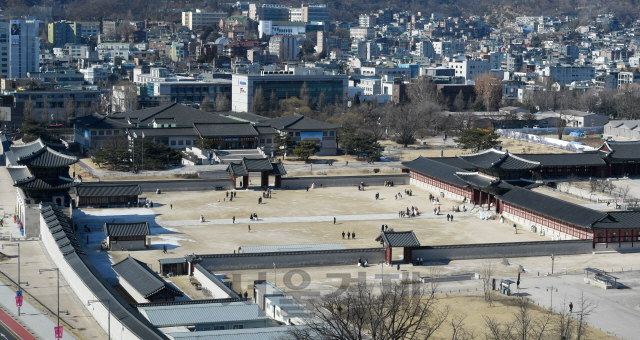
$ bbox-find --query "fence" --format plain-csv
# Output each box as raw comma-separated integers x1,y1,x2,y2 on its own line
497,126,604,135
497,130,599,152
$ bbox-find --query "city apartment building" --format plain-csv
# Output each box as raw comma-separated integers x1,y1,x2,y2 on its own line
182,9,227,30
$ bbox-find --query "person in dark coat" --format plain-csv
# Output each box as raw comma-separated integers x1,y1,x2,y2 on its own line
342,231,345,239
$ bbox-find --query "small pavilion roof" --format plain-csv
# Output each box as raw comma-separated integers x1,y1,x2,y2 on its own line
458,149,540,170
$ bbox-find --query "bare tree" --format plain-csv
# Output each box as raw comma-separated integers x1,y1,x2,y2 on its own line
479,259,494,305
63,97,75,125
23,99,35,120
201,95,212,112
512,295,551,340
555,298,575,340
575,291,597,340
453,90,467,112
406,76,437,104
252,86,267,115
357,100,385,141
619,185,631,203
101,135,129,149
474,72,504,111
555,111,575,140
215,93,231,111
289,281,448,340
449,315,475,340
386,101,440,147
300,81,311,107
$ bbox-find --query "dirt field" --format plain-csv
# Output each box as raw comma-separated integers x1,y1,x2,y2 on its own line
431,291,618,340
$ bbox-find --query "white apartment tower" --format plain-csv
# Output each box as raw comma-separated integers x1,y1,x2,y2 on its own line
8,18,40,78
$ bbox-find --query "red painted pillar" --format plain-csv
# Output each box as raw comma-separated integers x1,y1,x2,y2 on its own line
232,176,237,189
385,247,392,264
243,175,249,189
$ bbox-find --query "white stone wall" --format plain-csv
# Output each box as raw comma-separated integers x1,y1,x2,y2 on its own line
119,277,147,303
39,212,145,340
410,178,469,202
193,266,235,299
502,212,580,241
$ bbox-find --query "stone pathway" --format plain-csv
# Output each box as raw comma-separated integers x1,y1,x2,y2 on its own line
158,211,467,228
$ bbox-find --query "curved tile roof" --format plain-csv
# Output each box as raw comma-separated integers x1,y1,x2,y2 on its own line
16,147,78,168
459,149,540,170
112,256,183,299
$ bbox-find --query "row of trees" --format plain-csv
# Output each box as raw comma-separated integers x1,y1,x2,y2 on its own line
93,136,182,171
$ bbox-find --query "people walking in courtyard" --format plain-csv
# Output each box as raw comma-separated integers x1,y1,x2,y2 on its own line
170,204,172,209
450,215,453,222
352,231,356,239
347,232,351,239
334,217,336,225
447,214,450,221
232,216,235,224
569,302,573,313
163,245,167,253
258,197,262,204
342,231,345,239
248,225,251,232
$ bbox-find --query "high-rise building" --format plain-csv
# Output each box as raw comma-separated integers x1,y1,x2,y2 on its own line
9,18,40,78
250,4,290,21
301,4,329,24
48,21,82,48
0,15,9,77
181,9,227,30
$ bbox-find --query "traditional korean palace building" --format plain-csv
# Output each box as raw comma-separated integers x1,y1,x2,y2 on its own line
403,143,640,249
4,137,80,237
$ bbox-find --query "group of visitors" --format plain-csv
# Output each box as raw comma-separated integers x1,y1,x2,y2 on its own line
404,189,413,196
429,194,440,204
384,181,395,186
249,213,259,220
357,258,369,267
395,193,403,200
342,231,356,239
433,206,441,215
262,189,272,199
446,214,454,222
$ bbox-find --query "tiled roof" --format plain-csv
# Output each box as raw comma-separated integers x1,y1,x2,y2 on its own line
591,211,640,230
14,176,78,190
497,186,607,228
458,149,540,170
455,172,500,188
268,114,340,130
430,157,477,171
128,127,198,137
600,141,640,160
158,258,186,265
270,162,287,176
16,147,78,168
75,183,142,197
378,231,420,247
402,156,470,187
6,166,33,183
103,222,150,237
40,205,84,255
515,153,606,167
193,264,239,299
243,157,273,171
166,326,299,340
227,162,248,176
193,123,259,138
113,103,238,126
112,256,183,299
239,243,345,253
138,301,268,328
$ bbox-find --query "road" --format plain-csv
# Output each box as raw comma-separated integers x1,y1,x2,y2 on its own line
0,307,36,340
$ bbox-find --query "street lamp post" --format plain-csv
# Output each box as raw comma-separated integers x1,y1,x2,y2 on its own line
546,286,557,314
39,268,60,332
2,243,28,316
273,263,277,287
88,299,110,340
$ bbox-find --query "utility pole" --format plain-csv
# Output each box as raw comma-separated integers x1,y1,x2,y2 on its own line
546,285,557,314
551,254,555,274
273,263,277,287
39,268,60,335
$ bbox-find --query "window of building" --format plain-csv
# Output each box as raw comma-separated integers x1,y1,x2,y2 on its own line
186,140,191,145
178,140,184,145
295,132,300,136
98,130,105,136
266,139,272,143
259,139,265,144
91,130,97,135
106,130,112,135
323,131,328,136
171,140,176,145
212,326,225,330
232,325,244,329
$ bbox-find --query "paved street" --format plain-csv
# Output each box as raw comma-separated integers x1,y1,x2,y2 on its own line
506,271,640,340
0,307,30,340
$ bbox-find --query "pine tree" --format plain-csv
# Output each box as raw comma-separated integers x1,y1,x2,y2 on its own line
252,86,267,115
453,90,466,112
300,82,310,107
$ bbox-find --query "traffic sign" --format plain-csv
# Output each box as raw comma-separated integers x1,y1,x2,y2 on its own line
16,290,22,296
55,326,63,338
15,296,22,307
